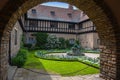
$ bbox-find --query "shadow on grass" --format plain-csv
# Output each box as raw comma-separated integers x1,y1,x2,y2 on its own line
15,61,53,80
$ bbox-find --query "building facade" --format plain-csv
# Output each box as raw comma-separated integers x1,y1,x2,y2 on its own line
20,4,99,49
9,21,23,59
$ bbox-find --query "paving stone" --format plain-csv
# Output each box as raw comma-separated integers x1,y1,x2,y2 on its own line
8,66,17,80
13,68,104,80
58,77,73,80
70,76,84,80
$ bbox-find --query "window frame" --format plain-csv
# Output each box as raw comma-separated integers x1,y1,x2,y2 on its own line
50,22,58,28
14,29,17,45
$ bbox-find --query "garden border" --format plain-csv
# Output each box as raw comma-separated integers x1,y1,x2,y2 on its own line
35,51,100,69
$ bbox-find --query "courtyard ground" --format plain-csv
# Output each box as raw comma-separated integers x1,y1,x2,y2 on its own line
13,68,103,80
23,50,99,76
9,50,100,80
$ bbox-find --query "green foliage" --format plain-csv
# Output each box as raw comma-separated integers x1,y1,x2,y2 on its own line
47,49,70,53
35,32,48,49
75,40,80,45
30,32,81,50
24,43,32,49
35,51,100,69
18,49,28,58
78,57,100,69
65,39,73,48
20,34,32,50
58,37,66,49
11,56,25,68
23,50,99,76
11,49,28,68
46,35,60,49
35,51,78,61
34,49,70,56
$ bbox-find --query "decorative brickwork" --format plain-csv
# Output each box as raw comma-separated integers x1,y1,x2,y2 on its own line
0,0,120,80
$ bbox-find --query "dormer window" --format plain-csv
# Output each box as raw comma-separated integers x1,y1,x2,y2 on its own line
68,13,72,18
50,11,55,16
31,9,36,14
83,12,86,16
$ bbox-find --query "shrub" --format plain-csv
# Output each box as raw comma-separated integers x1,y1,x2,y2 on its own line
11,56,25,68
24,43,32,49
35,32,48,49
65,39,73,49
11,49,27,68
46,35,60,49
58,37,66,49
18,49,27,59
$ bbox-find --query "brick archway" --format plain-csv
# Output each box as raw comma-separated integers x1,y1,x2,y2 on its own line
0,0,120,80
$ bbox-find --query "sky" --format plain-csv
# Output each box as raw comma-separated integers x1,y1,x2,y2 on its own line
41,2,78,10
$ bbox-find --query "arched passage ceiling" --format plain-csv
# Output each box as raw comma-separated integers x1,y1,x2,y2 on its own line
104,0,120,26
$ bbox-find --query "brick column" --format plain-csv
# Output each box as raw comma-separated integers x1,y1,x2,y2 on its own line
0,34,9,80
116,53,120,80
100,45,117,80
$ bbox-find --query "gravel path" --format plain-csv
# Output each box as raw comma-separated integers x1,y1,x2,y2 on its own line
47,53,100,58
84,53,99,58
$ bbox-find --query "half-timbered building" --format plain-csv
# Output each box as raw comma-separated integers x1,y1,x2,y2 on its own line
19,4,99,49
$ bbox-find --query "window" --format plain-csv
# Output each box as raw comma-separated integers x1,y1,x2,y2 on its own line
97,39,100,45
50,11,55,16
29,37,33,41
15,30,17,45
82,22,89,28
83,12,86,16
29,37,35,43
50,22,58,28
29,20,38,27
31,9,36,14
68,23,75,29
31,33,35,36
69,39,75,44
79,24,82,29
68,13,72,18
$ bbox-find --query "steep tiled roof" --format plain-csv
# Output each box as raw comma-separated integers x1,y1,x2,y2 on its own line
27,5,89,23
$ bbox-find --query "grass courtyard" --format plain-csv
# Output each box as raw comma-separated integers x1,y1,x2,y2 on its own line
23,50,99,76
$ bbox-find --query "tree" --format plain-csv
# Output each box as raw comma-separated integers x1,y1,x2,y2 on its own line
35,32,48,49
75,40,80,45
58,37,65,49
65,39,74,49
46,35,60,49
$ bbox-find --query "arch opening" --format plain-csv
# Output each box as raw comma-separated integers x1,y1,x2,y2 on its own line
0,0,119,80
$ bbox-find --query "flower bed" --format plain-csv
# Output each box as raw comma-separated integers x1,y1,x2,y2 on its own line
35,51,100,69
35,51,78,61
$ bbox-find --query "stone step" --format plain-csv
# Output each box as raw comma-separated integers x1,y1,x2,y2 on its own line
8,66,17,80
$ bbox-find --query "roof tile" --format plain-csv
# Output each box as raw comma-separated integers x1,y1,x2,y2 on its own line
27,5,89,23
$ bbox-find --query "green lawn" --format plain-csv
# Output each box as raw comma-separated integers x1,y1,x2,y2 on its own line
24,50,99,76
